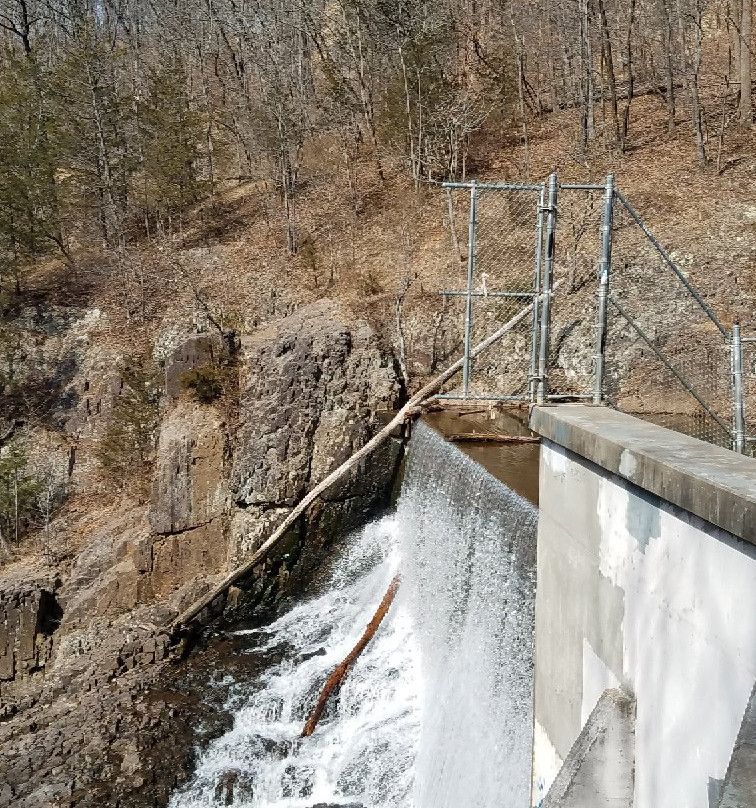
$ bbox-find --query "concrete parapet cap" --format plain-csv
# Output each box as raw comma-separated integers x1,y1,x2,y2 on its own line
530,405,756,545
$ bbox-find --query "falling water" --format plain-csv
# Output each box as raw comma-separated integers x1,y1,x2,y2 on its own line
169,421,538,808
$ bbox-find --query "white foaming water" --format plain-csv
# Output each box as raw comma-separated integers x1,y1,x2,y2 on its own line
170,421,537,808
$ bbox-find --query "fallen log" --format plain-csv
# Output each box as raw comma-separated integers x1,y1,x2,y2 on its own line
301,573,401,738
169,281,562,634
446,433,539,443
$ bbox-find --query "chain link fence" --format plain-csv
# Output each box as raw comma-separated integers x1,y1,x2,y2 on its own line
439,173,752,455
546,187,603,400
605,191,734,448
440,183,543,401
742,341,756,457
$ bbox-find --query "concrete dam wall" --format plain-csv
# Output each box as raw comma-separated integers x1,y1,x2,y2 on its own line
530,404,756,808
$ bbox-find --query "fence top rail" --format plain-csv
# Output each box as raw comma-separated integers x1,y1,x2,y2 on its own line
614,189,728,338
443,180,606,191
442,181,544,191
439,290,534,298
559,183,606,190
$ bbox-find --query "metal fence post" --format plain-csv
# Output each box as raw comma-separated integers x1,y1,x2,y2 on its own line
529,183,547,403
593,173,615,405
731,322,746,453
462,181,478,398
537,173,558,404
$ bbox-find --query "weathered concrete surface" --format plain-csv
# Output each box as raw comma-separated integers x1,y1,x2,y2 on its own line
530,404,756,544
530,406,756,808
719,682,756,808
541,688,635,808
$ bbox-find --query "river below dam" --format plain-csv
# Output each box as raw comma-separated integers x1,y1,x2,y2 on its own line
168,421,538,808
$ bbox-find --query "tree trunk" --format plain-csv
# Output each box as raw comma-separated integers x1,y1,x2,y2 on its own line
676,0,708,166
597,0,621,148
301,574,401,737
579,0,595,152
514,33,530,176
13,470,19,543
399,45,417,185
87,62,123,249
740,0,753,122
621,0,638,150
729,0,742,83
660,0,677,132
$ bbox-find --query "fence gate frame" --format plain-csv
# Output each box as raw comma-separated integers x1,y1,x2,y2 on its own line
440,173,753,455
438,176,558,405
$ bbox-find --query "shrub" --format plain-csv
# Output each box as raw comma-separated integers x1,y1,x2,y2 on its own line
179,364,227,404
97,361,160,491
0,437,43,545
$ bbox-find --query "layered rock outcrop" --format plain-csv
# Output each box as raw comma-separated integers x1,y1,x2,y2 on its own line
0,576,61,712
216,300,402,618
0,298,403,807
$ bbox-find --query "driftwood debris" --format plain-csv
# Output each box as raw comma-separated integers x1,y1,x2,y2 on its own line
170,282,561,635
446,433,539,443
301,573,401,738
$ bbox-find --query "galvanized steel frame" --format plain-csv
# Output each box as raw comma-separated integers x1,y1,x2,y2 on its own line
439,174,751,453
440,176,551,404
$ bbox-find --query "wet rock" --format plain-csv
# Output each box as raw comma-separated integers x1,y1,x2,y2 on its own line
308,804,365,808
215,769,240,805
297,647,327,663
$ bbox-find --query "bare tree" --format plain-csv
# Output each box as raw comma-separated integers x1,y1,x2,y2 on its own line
676,0,708,166
739,0,753,122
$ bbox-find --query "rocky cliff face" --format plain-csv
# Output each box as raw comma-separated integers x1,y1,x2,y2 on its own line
0,298,403,808
0,577,61,702
230,300,400,554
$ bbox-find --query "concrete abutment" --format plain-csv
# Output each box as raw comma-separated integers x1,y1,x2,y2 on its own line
529,404,756,808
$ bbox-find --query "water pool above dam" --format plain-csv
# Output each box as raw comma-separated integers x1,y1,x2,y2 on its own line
422,409,540,507
169,421,538,808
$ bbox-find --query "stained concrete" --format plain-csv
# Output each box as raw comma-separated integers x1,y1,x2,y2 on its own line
530,404,756,544
719,682,756,808
530,407,756,808
541,688,635,808
533,446,625,763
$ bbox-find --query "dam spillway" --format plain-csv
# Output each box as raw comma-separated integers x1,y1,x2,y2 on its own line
168,420,538,808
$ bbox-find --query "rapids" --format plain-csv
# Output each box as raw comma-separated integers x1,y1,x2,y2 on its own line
169,421,537,808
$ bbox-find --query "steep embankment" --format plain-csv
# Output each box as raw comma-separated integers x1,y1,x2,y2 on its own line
0,300,403,807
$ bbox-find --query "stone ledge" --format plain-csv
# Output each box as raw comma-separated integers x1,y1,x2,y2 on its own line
530,404,756,545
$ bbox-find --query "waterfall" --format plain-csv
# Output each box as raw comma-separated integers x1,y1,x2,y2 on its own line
169,421,537,808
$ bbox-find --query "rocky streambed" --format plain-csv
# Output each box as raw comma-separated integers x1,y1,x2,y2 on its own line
0,299,405,808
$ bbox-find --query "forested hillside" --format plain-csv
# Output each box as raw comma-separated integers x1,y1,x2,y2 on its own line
0,0,754,551
0,0,753,278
